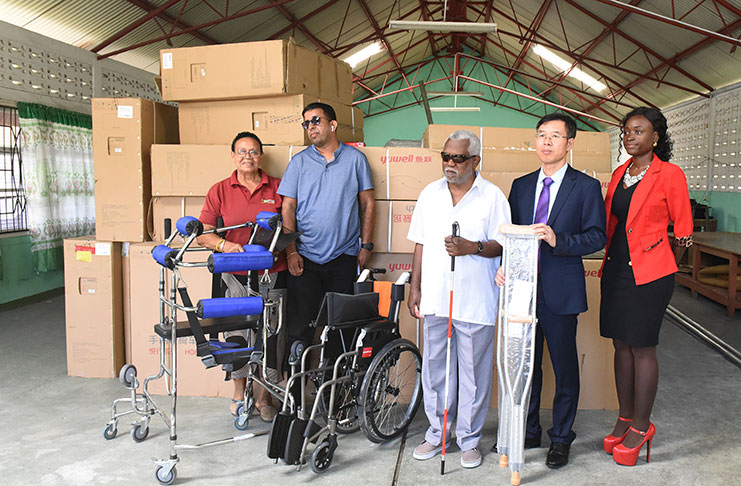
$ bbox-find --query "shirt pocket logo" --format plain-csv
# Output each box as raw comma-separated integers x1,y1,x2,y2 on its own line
262,199,275,204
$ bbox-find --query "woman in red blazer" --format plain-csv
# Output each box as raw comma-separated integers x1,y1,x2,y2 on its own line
599,107,693,466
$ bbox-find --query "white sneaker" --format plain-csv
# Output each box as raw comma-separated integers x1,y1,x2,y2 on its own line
461,447,482,468
412,440,443,460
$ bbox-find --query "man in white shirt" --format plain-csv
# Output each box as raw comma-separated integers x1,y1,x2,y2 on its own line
407,129,511,469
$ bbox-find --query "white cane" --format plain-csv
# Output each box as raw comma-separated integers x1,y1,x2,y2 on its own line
441,221,459,475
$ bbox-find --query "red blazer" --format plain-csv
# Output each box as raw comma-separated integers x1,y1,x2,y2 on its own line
599,154,693,285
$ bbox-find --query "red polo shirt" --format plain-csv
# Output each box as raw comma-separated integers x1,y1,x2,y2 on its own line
200,169,287,273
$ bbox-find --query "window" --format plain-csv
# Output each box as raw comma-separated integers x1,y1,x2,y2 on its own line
0,106,27,233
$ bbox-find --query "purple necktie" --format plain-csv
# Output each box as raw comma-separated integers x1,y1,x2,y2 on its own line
535,177,553,269
534,177,553,224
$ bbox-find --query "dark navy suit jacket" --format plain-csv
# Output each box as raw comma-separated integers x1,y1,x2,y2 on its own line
509,165,607,315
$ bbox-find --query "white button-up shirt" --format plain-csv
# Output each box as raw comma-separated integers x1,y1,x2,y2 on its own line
407,173,511,326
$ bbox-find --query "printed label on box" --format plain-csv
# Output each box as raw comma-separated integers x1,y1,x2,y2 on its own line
162,52,173,70
117,105,134,119
95,242,112,256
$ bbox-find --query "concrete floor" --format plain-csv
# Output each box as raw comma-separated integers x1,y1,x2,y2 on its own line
0,286,739,485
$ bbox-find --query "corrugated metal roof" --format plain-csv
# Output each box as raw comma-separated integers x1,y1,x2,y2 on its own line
0,0,738,127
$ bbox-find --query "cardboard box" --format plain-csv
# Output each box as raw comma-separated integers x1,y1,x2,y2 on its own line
373,200,416,253
422,124,611,173
160,40,352,104
150,144,302,196
489,258,618,410
177,95,363,146
367,252,414,282
93,98,179,242
123,241,232,397
149,196,206,241
479,171,522,198
64,237,124,378
362,146,441,200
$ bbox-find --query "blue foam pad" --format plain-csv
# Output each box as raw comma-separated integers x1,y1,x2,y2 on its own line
242,244,267,252
207,251,273,273
176,216,202,237
151,245,178,268
256,211,280,231
197,296,264,319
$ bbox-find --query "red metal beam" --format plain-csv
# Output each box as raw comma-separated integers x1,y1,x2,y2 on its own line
592,0,741,46
267,0,332,54
91,0,183,53
564,0,714,92
504,0,554,79
356,0,412,88
587,16,741,112
97,0,299,59
124,0,218,45
266,0,342,43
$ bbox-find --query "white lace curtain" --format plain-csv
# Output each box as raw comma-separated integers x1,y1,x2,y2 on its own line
18,102,94,273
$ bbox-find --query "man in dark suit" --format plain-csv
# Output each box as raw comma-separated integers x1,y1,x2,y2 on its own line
494,113,606,468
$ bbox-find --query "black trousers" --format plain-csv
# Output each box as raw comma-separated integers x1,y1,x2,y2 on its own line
285,253,357,365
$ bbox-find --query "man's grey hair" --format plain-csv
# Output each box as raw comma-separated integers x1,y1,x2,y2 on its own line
445,129,481,157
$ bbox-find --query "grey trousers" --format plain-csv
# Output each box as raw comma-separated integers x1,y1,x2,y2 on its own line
422,315,496,451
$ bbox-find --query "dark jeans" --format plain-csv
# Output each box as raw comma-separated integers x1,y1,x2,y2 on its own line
285,253,358,367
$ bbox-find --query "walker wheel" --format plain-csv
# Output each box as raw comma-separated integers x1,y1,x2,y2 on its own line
234,415,249,430
155,465,176,485
131,423,149,442
119,364,137,388
103,423,117,440
310,440,334,474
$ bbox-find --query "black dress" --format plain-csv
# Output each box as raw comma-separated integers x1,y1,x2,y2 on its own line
600,180,675,347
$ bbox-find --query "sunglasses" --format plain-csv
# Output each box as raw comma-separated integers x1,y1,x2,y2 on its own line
441,152,476,163
301,116,325,130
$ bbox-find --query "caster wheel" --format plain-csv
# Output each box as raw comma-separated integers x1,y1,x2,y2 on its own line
119,364,137,388
155,465,176,485
103,423,117,440
310,440,334,474
234,415,249,430
131,423,149,442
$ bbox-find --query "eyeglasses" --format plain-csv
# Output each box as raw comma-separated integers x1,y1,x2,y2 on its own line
441,152,476,163
235,149,261,158
535,132,570,141
301,116,325,130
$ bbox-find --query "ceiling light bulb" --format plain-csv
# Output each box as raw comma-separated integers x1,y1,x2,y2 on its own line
343,42,384,68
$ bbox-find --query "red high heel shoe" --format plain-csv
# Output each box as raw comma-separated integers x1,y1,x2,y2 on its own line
613,423,656,466
603,416,632,454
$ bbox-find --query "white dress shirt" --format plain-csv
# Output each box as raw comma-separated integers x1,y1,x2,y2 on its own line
532,163,568,222
407,173,511,326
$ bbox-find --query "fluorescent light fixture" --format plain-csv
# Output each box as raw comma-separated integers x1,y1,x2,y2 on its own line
427,91,484,97
343,42,384,68
533,44,606,92
430,107,481,112
388,20,496,33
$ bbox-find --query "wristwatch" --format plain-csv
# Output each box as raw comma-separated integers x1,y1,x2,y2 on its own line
475,240,484,255
361,242,374,251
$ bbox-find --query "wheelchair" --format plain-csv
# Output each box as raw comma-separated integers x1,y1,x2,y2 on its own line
267,268,424,474
103,211,287,485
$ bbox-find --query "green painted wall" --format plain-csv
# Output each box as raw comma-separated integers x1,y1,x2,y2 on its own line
690,190,741,232
0,233,64,305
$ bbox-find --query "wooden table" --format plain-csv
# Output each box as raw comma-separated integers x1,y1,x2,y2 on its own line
675,232,741,317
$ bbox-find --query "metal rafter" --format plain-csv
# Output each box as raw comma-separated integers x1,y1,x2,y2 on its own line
124,0,218,45
502,0,554,87
592,0,741,46
586,16,741,112
266,0,342,43
267,0,332,54
91,0,183,53
96,0,299,59
356,0,412,88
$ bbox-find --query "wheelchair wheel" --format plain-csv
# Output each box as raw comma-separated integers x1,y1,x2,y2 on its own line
334,380,360,434
358,338,422,443
310,435,337,474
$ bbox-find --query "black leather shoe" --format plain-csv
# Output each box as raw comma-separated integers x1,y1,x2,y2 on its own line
490,437,541,453
546,442,570,469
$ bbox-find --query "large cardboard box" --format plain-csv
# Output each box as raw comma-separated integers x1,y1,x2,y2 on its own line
123,241,231,397
367,252,414,282
160,40,352,104
93,98,179,242
64,237,124,378
479,171,522,198
362,147,441,200
373,200,416,253
151,144,303,197
177,95,363,146
149,196,206,241
489,258,618,410
422,124,611,173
